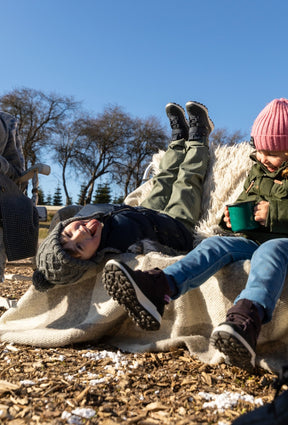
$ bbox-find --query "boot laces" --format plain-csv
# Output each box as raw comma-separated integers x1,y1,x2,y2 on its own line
227,312,255,332
169,117,181,128
189,116,199,126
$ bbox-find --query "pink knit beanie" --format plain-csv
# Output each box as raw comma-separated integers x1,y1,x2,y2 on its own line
251,98,288,151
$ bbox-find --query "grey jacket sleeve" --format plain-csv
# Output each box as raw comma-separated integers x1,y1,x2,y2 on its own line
0,112,24,180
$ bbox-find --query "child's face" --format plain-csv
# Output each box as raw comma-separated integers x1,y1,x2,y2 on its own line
256,150,288,172
61,219,103,260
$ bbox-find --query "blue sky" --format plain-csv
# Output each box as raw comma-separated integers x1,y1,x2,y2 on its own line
1,0,288,202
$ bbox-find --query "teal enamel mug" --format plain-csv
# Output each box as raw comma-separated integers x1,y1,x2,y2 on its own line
227,201,260,232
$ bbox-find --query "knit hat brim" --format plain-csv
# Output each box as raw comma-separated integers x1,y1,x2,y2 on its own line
33,216,98,291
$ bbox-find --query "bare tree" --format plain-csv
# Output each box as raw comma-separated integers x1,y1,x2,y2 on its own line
0,87,80,167
76,105,134,204
52,105,168,204
51,118,84,205
51,105,134,205
113,116,167,197
210,128,247,147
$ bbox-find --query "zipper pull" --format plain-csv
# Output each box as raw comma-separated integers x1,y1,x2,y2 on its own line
246,179,255,193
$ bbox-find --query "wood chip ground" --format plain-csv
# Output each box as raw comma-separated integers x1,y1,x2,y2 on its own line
0,262,282,424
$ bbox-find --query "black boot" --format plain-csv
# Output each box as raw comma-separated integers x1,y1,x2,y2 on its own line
186,101,214,142
165,103,189,141
103,259,172,331
211,299,262,370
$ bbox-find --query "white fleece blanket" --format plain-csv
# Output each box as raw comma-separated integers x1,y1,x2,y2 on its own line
1,142,287,373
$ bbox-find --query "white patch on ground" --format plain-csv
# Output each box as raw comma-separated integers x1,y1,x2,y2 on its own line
199,390,263,413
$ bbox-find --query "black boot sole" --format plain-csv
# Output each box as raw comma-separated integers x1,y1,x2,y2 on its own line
211,325,256,371
103,260,161,331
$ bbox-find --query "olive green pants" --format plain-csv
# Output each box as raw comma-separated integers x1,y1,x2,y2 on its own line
140,138,209,233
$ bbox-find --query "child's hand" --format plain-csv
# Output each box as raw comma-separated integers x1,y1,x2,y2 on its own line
223,206,232,228
254,201,269,226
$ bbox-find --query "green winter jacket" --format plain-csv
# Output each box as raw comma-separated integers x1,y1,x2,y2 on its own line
222,152,288,244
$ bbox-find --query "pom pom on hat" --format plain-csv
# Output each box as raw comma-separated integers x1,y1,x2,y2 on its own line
32,269,55,292
251,98,288,151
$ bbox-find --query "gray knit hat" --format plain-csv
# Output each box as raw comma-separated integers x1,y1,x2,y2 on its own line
32,217,97,291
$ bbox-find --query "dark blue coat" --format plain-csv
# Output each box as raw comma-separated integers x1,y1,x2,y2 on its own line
66,203,194,258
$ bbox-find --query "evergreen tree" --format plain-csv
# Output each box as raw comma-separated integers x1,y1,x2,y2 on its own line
46,193,52,206
93,183,112,204
113,195,125,204
37,187,45,205
53,185,63,206
77,184,86,205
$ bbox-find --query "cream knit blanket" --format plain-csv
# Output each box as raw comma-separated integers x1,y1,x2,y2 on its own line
0,142,287,373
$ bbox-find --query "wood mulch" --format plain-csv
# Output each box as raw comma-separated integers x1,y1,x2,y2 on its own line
0,262,282,425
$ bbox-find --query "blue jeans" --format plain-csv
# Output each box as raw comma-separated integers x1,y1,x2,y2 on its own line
164,236,288,323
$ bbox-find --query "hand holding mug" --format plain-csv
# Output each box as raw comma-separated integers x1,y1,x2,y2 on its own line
223,205,232,228
254,201,269,226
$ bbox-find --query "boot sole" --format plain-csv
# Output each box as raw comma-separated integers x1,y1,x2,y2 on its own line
165,102,189,125
165,102,187,119
185,100,215,132
103,259,161,331
211,324,256,370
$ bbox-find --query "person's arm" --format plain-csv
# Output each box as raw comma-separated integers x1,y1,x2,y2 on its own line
0,113,24,180
265,198,288,233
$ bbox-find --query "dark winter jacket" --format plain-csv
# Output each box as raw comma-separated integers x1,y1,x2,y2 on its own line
0,112,24,180
33,203,195,290
0,112,39,260
71,203,194,258
0,174,39,260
